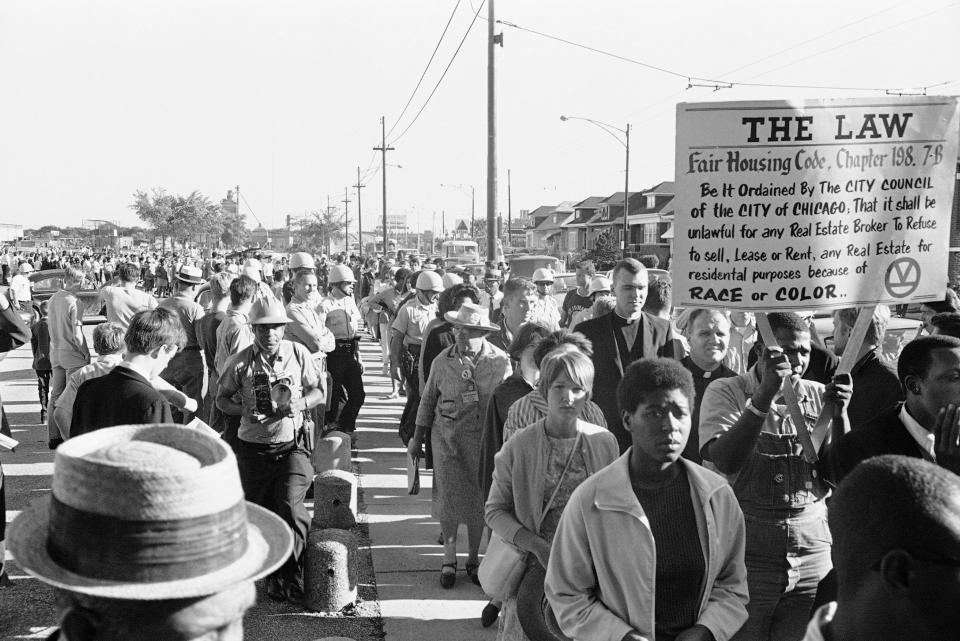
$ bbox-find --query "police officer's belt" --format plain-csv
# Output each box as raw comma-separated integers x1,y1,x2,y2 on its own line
331,337,360,356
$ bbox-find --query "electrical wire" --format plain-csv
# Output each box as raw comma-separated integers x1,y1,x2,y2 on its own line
716,1,908,79
238,192,263,228
385,0,462,141
736,1,960,84
496,1,958,93
388,0,486,145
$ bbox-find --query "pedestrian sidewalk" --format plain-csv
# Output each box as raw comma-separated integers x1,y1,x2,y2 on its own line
354,338,497,641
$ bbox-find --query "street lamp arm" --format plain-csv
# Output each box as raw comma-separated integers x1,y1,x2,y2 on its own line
560,115,627,148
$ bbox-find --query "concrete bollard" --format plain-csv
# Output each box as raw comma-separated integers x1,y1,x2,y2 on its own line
311,469,358,530
304,529,358,613
311,430,353,473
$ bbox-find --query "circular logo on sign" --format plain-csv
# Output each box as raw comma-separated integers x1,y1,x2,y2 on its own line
884,257,921,299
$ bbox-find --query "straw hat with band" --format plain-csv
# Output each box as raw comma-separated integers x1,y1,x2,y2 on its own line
444,301,498,331
176,265,204,285
9,423,293,600
517,562,573,641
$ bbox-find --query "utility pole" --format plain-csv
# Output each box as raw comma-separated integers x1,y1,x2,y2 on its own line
326,195,333,257
507,169,512,251
486,0,501,260
442,210,446,241
353,166,365,256
471,186,475,239
342,187,352,255
373,116,394,257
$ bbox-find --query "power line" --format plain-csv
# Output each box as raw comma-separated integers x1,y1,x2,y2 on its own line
389,0,486,145
496,3,958,94
238,191,263,228
716,1,909,78
384,0,462,141
736,2,960,85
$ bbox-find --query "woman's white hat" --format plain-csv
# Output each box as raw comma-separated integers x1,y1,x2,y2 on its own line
444,301,498,331
8,424,292,600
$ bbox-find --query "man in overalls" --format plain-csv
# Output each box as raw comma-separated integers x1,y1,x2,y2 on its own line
699,312,852,641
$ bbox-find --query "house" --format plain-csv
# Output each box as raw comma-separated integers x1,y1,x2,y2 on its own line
627,181,675,264
584,192,645,250
564,196,606,253
524,205,558,249
530,201,576,255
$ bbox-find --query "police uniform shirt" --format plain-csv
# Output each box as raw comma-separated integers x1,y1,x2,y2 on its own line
319,293,361,340
219,340,321,445
392,299,437,346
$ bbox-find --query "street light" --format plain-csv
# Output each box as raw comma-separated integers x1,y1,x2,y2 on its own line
560,115,631,252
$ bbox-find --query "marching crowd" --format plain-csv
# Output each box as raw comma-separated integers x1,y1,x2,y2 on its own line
0,246,958,641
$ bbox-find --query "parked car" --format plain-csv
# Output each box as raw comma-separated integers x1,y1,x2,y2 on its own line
28,269,106,325
507,255,562,280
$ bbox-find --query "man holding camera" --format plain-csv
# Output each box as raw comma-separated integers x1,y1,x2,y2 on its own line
216,298,325,605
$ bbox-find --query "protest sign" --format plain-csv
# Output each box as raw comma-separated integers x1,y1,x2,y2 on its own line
673,97,960,310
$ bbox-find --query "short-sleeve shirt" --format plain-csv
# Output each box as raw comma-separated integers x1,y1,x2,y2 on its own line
47,289,90,369
160,293,204,349
100,285,158,330
391,299,437,346
215,310,254,375
219,340,321,444
562,289,594,329
319,293,361,340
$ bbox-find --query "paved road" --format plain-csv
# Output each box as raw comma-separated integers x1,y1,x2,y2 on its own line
1,331,496,641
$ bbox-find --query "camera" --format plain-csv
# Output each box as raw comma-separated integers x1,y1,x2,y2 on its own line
253,372,295,416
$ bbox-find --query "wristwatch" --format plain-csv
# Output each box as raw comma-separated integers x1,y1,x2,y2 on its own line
745,398,769,419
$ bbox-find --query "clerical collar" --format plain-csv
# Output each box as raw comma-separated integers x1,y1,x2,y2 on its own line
611,313,641,328
684,356,719,379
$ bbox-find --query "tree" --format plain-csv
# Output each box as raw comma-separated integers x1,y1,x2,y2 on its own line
220,210,249,248
130,188,221,251
300,209,345,255
581,230,622,270
131,188,176,249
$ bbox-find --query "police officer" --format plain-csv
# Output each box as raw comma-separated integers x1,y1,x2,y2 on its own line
319,264,365,433
282,251,316,305
391,270,443,444
216,298,324,605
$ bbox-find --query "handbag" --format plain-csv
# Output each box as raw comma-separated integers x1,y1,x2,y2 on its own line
479,432,582,600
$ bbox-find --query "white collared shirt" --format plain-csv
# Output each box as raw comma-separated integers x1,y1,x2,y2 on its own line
899,404,937,463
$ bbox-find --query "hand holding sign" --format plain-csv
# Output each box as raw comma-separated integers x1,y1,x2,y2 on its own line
753,345,795,409
934,404,960,476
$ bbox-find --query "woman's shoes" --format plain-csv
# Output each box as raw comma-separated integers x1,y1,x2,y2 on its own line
440,562,457,589
480,600,501,627
465,561,481,586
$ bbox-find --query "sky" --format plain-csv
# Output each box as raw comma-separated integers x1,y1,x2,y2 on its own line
1,0,958,233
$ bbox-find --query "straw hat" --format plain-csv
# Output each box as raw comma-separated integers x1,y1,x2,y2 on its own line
444,301,498,331
9,424,292,600
176,265,204,285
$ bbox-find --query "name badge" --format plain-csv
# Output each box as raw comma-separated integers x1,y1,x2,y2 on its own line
462,390,479,404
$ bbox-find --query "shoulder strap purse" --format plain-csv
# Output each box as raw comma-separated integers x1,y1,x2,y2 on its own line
478,430,581,600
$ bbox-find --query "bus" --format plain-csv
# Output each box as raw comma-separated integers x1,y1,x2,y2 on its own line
440,240,479,266
364,238,397,256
